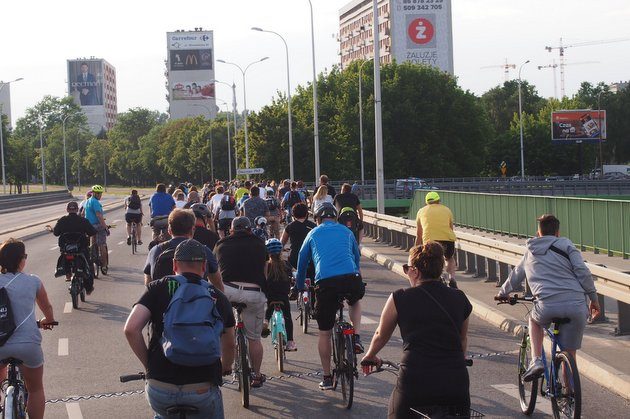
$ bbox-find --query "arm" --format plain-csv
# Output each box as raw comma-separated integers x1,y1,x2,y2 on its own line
280,230,289,246
567,244,601,317
35,284,55,324
52,220,62,236
362,294,397,361
208,270,224,292
498,255,527,296
356,204,364,221
124,304,151,369
415,220,423,246
221,327,235,374
460,317,470,354
295,236,312,289
351,232,361,268
96,211,107,229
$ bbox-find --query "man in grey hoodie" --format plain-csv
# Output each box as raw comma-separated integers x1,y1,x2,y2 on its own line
498,214,601,381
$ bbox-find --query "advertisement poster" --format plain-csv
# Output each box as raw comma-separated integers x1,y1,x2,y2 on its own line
171,82,215,100
170,49,213,71
551,110,607,143
68,60,103,106
392,0,454,74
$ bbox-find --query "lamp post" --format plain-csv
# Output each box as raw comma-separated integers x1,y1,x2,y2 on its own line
38,119,47,192
61,113,75,190
193,104,215,181
0,77,24,194
215,99,232,180
307,0,320,183
597,90,604,178
211,79,238,177
372,0,385,214
358,59,372,186
251,27,294,180
217,57,269,169
517,60,530,180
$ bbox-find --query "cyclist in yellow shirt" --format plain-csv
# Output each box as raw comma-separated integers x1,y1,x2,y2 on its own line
415,192,458,288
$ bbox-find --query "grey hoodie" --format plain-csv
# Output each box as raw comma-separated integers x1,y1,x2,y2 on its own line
500,235,597,303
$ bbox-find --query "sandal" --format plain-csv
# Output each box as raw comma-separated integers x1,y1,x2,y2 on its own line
251,373,267,388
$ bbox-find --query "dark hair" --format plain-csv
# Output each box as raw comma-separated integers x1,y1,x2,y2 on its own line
297,180,304,188
131,189,138,195
156,183,166,193
245,181,252,188
409,242,444,280
292,203,309,219
341,183,351,193
250,186,260,197
80,62,88,67
169,209,196,236
216,185,224,194
537,214,560,236
320,175,329,184
0,238,26,274
267,254,289,283
290,181,297,189
190,186,198,192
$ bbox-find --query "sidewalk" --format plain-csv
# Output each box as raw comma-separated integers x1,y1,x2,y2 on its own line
360,236,630,401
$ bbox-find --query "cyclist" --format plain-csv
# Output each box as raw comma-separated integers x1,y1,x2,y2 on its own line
295,202,364,390
281,203,316,275
314,174,336,198
253,216,269,242
191,203,219,250
78,190,92,217
361,243,472,418
0,238,56,419
234,180,251,202
415,191,458,288
208,185,225,219
281,182,305,224
311,185,332,214
264,189,282,239
215,190,238,239
297,180,311,208
84,184,109,272
124,189,144,246
497,214,600,381
333,183,364,244
149,183,176,241
242,186,270,226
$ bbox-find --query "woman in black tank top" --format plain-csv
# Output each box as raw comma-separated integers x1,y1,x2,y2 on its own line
361,242,472,418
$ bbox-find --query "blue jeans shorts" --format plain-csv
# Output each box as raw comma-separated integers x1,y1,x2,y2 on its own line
146,380,224,419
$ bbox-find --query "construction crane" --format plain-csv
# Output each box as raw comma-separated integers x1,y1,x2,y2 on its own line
537,60,599,99
481,58,516,83
545,37,630,97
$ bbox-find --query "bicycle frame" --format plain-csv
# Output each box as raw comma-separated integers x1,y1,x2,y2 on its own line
540,324,566,398
270,305,287,346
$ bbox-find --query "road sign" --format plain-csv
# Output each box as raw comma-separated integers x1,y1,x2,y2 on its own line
236,168,265,175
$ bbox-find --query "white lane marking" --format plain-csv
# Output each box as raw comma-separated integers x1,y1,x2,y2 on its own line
58,338,69,356
108,250,113,254
66,402,84,419
63,302,73,314
361,315,378,325
117,240,125,245
50,246,59,251
491,383,554,415
113,219,122,224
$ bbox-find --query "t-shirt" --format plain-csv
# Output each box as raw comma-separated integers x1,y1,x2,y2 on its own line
174,200,186,209
53,213,97,249
277,186,290,200
215,231,267,290
416,204,457,243
285,219,317,268
209,193,225,215
0,272,42,345
125,195,142,215
282,190,305,209
235,187,249,202
193,226,219,250
149,192,176,218
84,196,103,225
314,184,336,198
135,273,235,385
242,197,269,224
266,261,294,300
333,192,360,211
312,195,333,213
143,237,219,279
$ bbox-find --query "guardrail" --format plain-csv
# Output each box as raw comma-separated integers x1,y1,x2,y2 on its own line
362,209,630,335
0,190,72,211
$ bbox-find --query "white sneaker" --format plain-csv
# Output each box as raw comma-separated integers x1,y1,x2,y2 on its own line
523,357,544,382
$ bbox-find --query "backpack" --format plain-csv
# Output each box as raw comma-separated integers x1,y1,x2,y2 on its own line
266,197,279,211
128,194,141,210
0,273,32,347
286,191,302,208
161,275,223,366
338,207,359,240
152,240,179,281
221,195,236,211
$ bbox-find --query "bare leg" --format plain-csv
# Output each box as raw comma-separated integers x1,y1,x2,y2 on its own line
349,300,362,335
100,243,108,267
446,256,457,279
20,365,45,419
126,223,132,238
248,339,263,375
318,329,333,375
529,317,544,359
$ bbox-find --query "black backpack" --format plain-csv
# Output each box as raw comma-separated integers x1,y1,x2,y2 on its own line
221,195,236,211
338,207,359,241
266,197,279,211
152,240,179,282
286,191,302,208
0,274,24,346
128,194,141,210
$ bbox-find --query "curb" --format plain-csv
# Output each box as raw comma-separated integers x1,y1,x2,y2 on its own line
360,244,630,402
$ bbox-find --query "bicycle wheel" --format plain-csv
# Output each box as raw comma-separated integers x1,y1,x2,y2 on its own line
551,351,581,419
342,334,355,409
101,245,108,275
277,331,284,372
237,333,250,408
4,384,15,419
331,330,341,391
70,277,79,309
518,333,538,415
91,246,99,279
131,227,137,254
303,303,309,334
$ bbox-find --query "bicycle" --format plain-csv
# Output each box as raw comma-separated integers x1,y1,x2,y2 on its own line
232,303,251,408
495,294,582,419
60,239,90,309
331,293,358,409
90,224,111,277
1,321,58,419
119,372,199,419
269,301,287,372
296,278,313,334
130,221,139,255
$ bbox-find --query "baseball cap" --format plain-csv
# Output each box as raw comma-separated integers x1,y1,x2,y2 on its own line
67,201,79,211
231,216,251,231
173,239,207,262
425,191,440,204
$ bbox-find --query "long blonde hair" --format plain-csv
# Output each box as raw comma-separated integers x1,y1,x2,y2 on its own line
313,185,328,201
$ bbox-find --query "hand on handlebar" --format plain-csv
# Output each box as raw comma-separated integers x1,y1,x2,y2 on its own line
45,225,53,233
37,318,58,330
360,355,382,376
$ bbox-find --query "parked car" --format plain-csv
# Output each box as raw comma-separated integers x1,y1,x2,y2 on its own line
395,178,438,198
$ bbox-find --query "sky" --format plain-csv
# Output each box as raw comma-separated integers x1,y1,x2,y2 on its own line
2,0,629,126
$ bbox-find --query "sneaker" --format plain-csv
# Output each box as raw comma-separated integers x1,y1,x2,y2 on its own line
448,279,458,289
86,286,94,296
354,334,365,354
319,375,334,390
285,341,298,352
127,236,131,245
261,322,270,338
251,373,266,388
523,357,544,382
138,240,143,245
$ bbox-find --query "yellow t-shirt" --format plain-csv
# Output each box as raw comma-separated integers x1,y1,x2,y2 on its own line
416,203,456,243
235,187,249,201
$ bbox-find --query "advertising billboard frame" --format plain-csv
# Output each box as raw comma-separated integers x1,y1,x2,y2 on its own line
551,109,607,144
67,59,104,107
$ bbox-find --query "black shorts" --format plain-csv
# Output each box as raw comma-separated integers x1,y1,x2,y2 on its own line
314,274,365,331
125,213,142,224
437,241,455,259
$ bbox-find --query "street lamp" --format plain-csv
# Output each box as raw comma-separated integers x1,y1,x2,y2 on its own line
0,77,24,194
251,27,294,180
307,0,320,183
211,79,238,176
37,118,47,192
193,103,215,182
217,57,269,169
372,0,385,214
215,99,233,180
358,59,372,186
517,60,530,180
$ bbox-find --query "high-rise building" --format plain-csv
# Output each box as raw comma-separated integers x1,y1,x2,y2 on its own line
610,81,628,93
339,0,453,74
67,58,117,134
165,29,216,120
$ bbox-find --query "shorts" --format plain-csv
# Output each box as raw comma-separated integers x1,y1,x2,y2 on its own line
314,274,365,331
531,299,589,350
437,241,455,259
92,224,108,245
125,213,142,224
151,216,169,231
0,343,44,368
223,284,267,340
218,218,233,232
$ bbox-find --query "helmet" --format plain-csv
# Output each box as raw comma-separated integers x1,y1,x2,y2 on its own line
314,202,337,220
91,185,104,193
425,191,440,204
265,238,283,255
190,203,210,218
255,216,267,226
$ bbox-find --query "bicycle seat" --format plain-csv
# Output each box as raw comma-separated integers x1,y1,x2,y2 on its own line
165,405,199,415
552,317,571,325
0,358,23,365
269,301,285,308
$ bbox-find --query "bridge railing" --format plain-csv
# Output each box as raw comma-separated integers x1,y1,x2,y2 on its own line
0,190,72,212
362,209,630,335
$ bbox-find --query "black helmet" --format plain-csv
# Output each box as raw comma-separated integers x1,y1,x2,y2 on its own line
190,203,210,218
314,202,337,220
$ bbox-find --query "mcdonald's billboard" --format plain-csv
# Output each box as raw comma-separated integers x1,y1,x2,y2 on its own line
170,49,213,71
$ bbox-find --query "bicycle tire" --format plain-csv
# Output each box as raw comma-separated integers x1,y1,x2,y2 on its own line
238,333,250,408
551,351,581,419
298,299,304,327
343,334,355,409
518,333,538,415
277,331,284,372
235,338,242,392
80,286,86,303
70,278,79,309
101,245,109,275
331,329,341,391
3,385,15,419
303,303,309,334
131,229,137,255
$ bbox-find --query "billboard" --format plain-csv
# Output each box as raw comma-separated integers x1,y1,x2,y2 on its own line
68,60,104,106
551,110,607,143
391,0,454,74
170,49,213,71
171,81,215,100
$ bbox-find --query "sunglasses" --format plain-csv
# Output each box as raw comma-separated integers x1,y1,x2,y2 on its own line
402,264,415,274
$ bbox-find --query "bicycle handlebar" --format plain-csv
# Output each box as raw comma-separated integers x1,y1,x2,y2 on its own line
494,294,535,305
120,372,145,383
36,320,59,329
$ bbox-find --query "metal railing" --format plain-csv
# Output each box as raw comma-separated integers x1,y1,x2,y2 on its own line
0,190,72,211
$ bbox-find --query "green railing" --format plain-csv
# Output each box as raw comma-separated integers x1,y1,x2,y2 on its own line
409,190,630,259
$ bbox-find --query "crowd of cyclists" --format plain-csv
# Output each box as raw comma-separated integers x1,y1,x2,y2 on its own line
0,173,601,418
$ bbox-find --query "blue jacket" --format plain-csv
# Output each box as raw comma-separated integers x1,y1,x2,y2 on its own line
149,192,175,218
295,220,360,289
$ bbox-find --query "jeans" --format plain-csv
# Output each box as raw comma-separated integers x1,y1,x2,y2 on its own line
146,381,224,419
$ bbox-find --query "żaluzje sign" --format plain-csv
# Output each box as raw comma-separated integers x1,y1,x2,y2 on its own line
551,110,607,143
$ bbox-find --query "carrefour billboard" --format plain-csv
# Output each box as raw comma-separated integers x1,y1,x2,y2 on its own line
391,0,454,74
551,110,607,143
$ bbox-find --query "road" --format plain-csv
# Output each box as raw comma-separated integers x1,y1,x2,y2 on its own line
12,203,629,418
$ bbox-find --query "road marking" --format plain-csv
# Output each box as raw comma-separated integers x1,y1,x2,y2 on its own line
58,338,69,356
117,240,125,245
361,315,378,325
108,250,113,254
491,383,554,415
63,302,73,314
50,246,59,251
65,402,83,419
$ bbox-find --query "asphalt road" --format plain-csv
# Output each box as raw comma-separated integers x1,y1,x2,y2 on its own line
12,203,629,418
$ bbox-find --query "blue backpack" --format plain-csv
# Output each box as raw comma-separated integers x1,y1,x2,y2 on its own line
161,276,223,367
